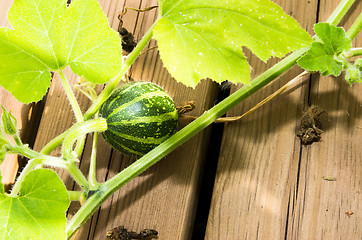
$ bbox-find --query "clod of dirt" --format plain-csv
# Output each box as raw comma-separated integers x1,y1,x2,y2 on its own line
297,105,326,145
106,226,158,240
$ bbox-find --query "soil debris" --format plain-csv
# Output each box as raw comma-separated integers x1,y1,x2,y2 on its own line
297,105,326,145
106,226,158,240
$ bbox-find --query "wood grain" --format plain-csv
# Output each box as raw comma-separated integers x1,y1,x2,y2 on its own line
205,0,321,239
206,1,361,239
288,1,362,239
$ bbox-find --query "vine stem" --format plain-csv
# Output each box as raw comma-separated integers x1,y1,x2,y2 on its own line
66,0,357,237
62,118,107,160
8,144,89,190
9,157,43,196
344,47,362,58
57,70,84,123
346,12,362,40
326,0,356,26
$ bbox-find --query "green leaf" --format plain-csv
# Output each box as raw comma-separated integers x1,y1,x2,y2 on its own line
0,0,123,103
0,169,70,240
298,23,352,76
153,0,313,87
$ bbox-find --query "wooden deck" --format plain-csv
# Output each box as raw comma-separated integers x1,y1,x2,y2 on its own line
1,0,361,239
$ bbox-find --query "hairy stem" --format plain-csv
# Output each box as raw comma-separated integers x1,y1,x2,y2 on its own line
9,157,43,196
62,118,107,160
347,12,362,39
40,129,71,155
326,0,356,25
57,70,84,123
8,144,89,190
344,47,362,58
68,191,84,202
89,132,99,188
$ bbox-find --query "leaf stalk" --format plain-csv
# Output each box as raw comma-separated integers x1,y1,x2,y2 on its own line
57,70,84,123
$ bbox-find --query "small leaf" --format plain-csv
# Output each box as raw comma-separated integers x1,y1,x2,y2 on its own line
0,0,123,103
1,106,18,136
298,23,352,76
345,59,362,85
154,0,313,87
0,169,70,240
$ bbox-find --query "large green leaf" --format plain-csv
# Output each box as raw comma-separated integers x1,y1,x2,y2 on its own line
153,0,313,87
298,23,352,76
0,0,123,103
0,169,70,240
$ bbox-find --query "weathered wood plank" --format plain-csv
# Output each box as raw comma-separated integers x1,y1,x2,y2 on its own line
205,0,319,239
288,1,362,239
24,0,218,239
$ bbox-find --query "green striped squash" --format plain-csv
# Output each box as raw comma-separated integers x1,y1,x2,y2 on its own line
99,81,178,156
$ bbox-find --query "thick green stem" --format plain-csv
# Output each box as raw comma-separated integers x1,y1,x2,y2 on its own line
84,23,156,120
57,70,84,123
66,162,90,190
326,0,356,25
9,144,89,190
346,12,362,39
345,47,362,57
40,129,71,154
